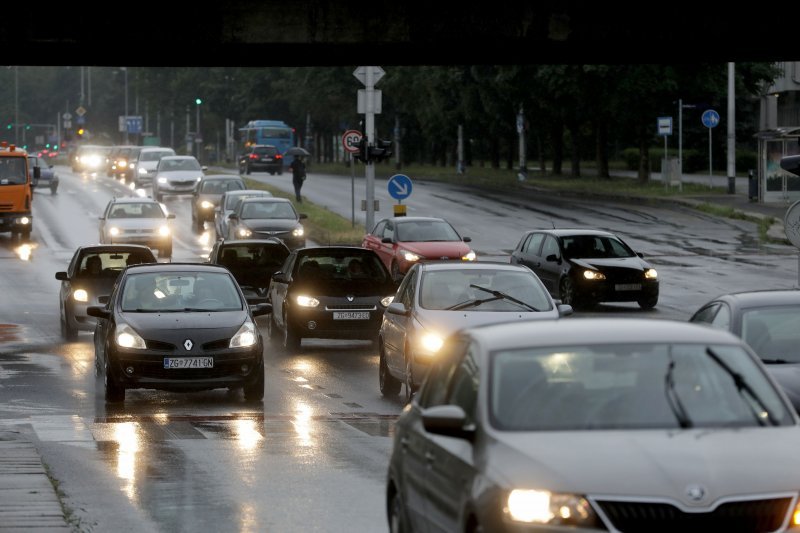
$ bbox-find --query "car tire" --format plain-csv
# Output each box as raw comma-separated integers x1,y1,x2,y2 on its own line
388,488,409,533
155,192,163,202
278,169,283,176
638,294,658,309
104,353,125,403
61,306,78,341
282,311,301,351
243,362,265,402
245,165,252,175
391,261,403,283
379,345,401,396
160,242,172,260
269,171,275,176
50,183,57,194
403,358,417,403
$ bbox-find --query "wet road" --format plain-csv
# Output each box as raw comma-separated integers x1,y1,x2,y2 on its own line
0,165,798,531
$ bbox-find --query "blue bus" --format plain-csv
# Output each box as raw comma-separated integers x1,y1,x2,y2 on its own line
239,120,296,168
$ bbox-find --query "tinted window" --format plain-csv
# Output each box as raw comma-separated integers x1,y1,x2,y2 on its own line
396,220,459,242
241,201,296,219
742,306,800,362
523,233,544,254
294,252,389,283
446,345,479,423
121,272,242,312
253,146,278,155
562,235,635,259
108,202,164,219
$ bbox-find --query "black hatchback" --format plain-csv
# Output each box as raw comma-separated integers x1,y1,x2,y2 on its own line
87,263,271,403
267,247,398,351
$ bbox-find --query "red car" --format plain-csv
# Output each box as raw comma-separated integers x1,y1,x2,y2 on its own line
362,216,476,281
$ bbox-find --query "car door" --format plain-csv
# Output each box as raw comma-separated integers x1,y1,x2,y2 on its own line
511,232,544,270
98,202,113,243
363,219,386,253
537,234,563,294
269,253,296,329
382,266,418,376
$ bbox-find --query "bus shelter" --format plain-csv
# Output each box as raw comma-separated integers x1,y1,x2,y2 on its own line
757,127,800,204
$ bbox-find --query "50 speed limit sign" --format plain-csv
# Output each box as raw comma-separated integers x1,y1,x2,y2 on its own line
342,129,363,153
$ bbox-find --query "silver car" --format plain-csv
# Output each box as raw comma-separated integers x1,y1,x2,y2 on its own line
98,196,175,259
151,155,205,201
133,146,176,187
214,189,273,240
387,318,800,532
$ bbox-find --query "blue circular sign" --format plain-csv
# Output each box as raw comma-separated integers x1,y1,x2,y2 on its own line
388,174,413,200
701,109,720,129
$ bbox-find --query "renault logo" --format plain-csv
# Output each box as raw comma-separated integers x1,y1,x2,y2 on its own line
347,295,354,302
184,339,193,351
685,484,706,502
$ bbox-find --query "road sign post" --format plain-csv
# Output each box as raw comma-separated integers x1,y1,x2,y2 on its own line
388,174,412,216
354,66,385,232
702,109,720,189
342,130,363,227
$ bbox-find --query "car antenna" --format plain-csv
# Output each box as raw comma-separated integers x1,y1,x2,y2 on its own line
551,221,556,229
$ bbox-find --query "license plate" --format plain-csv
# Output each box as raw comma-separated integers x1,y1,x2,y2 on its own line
261,157,273,162
333,311,370,320
163,357,214,369
615,283,642,291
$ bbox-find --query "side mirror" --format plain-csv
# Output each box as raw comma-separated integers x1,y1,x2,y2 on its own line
636,252,644,258
386,302,409,316
33,166,41,179
546,254,560,263
250,302,272,316
55,271,68,281
86,306,111,320
381,237,393,244
167,214,176,219
422,405,475,441
298,213,308,220
557,304,574,317
229,214,239,221
462,236,472,243
201,166,208,172
271,272,287,284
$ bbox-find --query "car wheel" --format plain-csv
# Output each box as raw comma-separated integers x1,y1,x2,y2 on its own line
50,183,57,194
638,294,658,309
245,165,252,175
403,358,417,403
388,488,409,533
391,262,403,283
283,311,301,351
61,305,78,341
269,171,275,176
155,192,163,202
243,362,265,402
278,169,283,176
104,353,125,403
160,242,172,260
379,344,401,396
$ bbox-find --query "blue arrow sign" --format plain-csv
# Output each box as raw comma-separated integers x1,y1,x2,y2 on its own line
388,174,413,200
701,109,720,129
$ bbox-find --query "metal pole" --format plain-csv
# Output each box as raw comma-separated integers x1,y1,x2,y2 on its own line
196,103,201,162
186,107,191,155
123,67,129,145
14,67,18,145
351,152,355,227
394,116,401,170
457,124,465,175
56,112,60,149
518,106,527,181
727,62,736,194
365,67,376,233
678,98,682,174
709,127,713,189
80,66,84,105
88,66,91,107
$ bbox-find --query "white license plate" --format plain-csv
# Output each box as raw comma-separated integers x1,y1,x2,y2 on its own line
615,283,642,291
163,357,214,369
333,311,370,320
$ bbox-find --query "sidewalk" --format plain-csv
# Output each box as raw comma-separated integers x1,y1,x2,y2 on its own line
0,430,71,530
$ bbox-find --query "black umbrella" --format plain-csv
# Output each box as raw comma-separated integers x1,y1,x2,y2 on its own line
285,147,311,156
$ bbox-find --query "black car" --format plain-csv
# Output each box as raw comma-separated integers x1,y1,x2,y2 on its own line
689,289,800,413
226,197,307,249
207,238,290,304
510,229,659,309
238,144,284,175
267,247,397,350
87,263,271,402
56,245,157,340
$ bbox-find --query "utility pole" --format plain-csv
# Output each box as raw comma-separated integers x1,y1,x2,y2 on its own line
186,107,191,155
517,105,527,181
354,66,385,233
457,124,465,174
727,62,736,194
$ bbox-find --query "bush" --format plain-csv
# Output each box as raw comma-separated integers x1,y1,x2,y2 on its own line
736,150,757,173
622,147,705,172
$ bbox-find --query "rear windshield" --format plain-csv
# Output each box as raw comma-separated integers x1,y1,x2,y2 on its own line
253,146,278,155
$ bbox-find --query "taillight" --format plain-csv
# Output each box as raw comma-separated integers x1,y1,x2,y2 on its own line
249,154,258,159
275,154,283,159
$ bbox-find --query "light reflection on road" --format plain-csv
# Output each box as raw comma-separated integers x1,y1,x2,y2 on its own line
113,421,142,503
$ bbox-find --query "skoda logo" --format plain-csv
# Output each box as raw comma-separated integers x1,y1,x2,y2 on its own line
184,339,193,351
347,295,355,302
685,484,706,502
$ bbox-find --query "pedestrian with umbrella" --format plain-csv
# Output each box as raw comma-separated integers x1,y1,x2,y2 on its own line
287,147,310,203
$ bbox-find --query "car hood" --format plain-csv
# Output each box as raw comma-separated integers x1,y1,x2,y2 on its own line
241,219,299,231
398,241,471,258
765,364,800,412
139,161,160,171
159,171,202,181
122,310,246,334
570,257,649,271
70,277,118,293
486,428,800,505
293,279,395,297
106,218,166,230
197,193,223,203
416,309,559,336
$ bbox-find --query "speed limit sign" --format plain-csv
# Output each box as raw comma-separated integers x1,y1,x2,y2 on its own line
342,129,363,153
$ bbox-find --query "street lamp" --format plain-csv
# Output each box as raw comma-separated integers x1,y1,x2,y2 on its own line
195,98,202,162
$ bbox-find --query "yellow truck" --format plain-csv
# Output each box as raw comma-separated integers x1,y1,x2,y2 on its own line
0,142,37,240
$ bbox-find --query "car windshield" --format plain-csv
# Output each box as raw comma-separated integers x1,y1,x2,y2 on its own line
489,342,793,431
742,306,800,363
218,243,288,271
121,272,243,312
159,159,201,171
225,192,271,210
108,203,164,219
420,269,552,311
201,180,244,194
396,220,460,242
253,146,277,155
295,253,389,283
561,235,635,259
241,201,296,219
76,251,152,277
140,150,173,162
0,158,27,185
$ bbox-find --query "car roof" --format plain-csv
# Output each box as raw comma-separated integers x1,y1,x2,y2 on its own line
297,246,377,254
388,216,450,223
712,289,800,307
418,261,533,272
523,228,617,237
201,175,243,181
125,262,231,274
139,147,174,152
252,144,277,148
160,155,197,160
76,244,155,254
218,238,287,246
465,318,743,351
108,196,161,204
224,189,270,196
239,196,291,203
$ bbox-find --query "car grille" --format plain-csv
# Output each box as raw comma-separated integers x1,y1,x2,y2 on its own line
595,497,792,533
0,203,13,211
325,304,377,311
122,229,155,235
202,338,231,351
145,339,176,352
171,180,196,187
254,230,290,238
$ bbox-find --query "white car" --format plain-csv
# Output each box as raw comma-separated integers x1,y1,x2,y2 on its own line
133,147,176,188
98,196,175,259
151,155,205,202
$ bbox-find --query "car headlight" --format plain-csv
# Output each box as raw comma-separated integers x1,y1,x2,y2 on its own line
116,323,146,349
109,227,120,236
138,167,149,175
196,176,202,181
158,225,170,236
17,216,30,225
238,228,252,237
296,295,319,307
73,289,89,302
401,250,421,262
200,200,214,209
419,333,444,354
505,489,598,527
292,226,304,237
119,160,128,168
380,295,394,307
644,268,658,279
230,320,257,348
462,250,477,261
157,177,167,184
792,500,800,527
582,270,606,280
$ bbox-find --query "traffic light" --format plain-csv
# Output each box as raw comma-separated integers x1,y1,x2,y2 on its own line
5,123,10,130
368,139,393,163
354,135,369,163
77,128,85,138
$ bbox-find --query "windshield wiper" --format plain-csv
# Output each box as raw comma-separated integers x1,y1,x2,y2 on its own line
453,284,541,312
760,358,793,364
705,347,780,426
664,356,693,428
